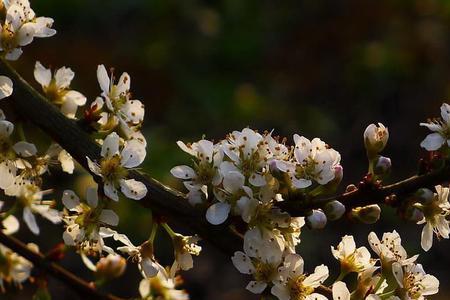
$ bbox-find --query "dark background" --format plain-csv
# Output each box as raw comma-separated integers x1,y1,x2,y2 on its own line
3,0,450,299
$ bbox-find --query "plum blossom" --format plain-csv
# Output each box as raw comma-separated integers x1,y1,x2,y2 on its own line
139,271,189,300
416,185,450,251
14,183,60,235
392,262,439,300
170,234,201,277
171,139,222,205
232,228,284,294
87,132,147,201
331,235,375,274
0,0,56,60
62,188,118,255
420,103,450,151
116,235,166,279
277,135,341,189
34,61,86,119
368,231,418,266
271,253,329,300
93,65,145,137
0,242,37,292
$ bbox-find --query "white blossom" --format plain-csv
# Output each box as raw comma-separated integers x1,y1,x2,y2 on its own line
14,183,60,235
95,65,145,136
139,271,189,300
416,185,450,251
171,139,222,205
368,231,418,266
392,262,439,300
420,103,450,151
271,253,329,300
0,242,37,292
0,0,56,60
232,228,284,294
87,132,147,201
116,235,166,279
34,61,86,119
277,135,341,189
62,187,118,255
331,235,375,273
170,234,201,277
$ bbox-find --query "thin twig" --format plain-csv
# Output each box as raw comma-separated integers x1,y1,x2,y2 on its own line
278,166,450,216
0,232,124,300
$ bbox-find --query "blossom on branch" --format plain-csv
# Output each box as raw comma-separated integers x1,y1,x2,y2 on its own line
87,132,147,201
34,61,87,119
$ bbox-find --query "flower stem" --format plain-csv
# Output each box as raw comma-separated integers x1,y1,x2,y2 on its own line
161,223,176,238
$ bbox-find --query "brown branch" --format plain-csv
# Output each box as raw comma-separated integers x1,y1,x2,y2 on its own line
278,166,450,216
0,231,124,300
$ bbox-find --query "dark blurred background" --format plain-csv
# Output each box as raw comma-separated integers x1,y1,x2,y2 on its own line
3,0,450,299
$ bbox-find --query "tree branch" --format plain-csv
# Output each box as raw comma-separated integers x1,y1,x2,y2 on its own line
0,231,124,300
278,165,450,216
0,59,242,256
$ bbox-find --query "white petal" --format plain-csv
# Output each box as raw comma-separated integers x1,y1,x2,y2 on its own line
64,90,86,106
54,67,74,89
104,181,119,201
421,222,433,251
86,156,101,176
23,207,39,235
141,258,159,278
13,141,37,157
0,161,16,189
249,172,266,187
332,281,350,300
271,284,290,300
121,99,144,124
170,165,196,179
116,72,130,95
97,65,110,93
120,179,147,200
5,48,23,61
0,120,13,139
62,190,80,210
2,215,19,235
101,132,120,157
99,209,119,226
205,202,230,225
0,76,13,99
121,139,146,168
58,150,74,174
17,23,35,46
231,251,255,274
420,133,445,151
86,186,99,208
304,264,329,288
246,281,267,294
139,279,150,298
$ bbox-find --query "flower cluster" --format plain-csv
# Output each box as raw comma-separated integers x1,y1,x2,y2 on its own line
0,0,56,60
172,128,342,226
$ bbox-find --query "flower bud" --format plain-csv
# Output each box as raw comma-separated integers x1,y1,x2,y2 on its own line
95,254,126,280
323,200,346,221
373,156,391,176
364,123,389,158
306,209,327,229
415,188,434,204
351,205,381,224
